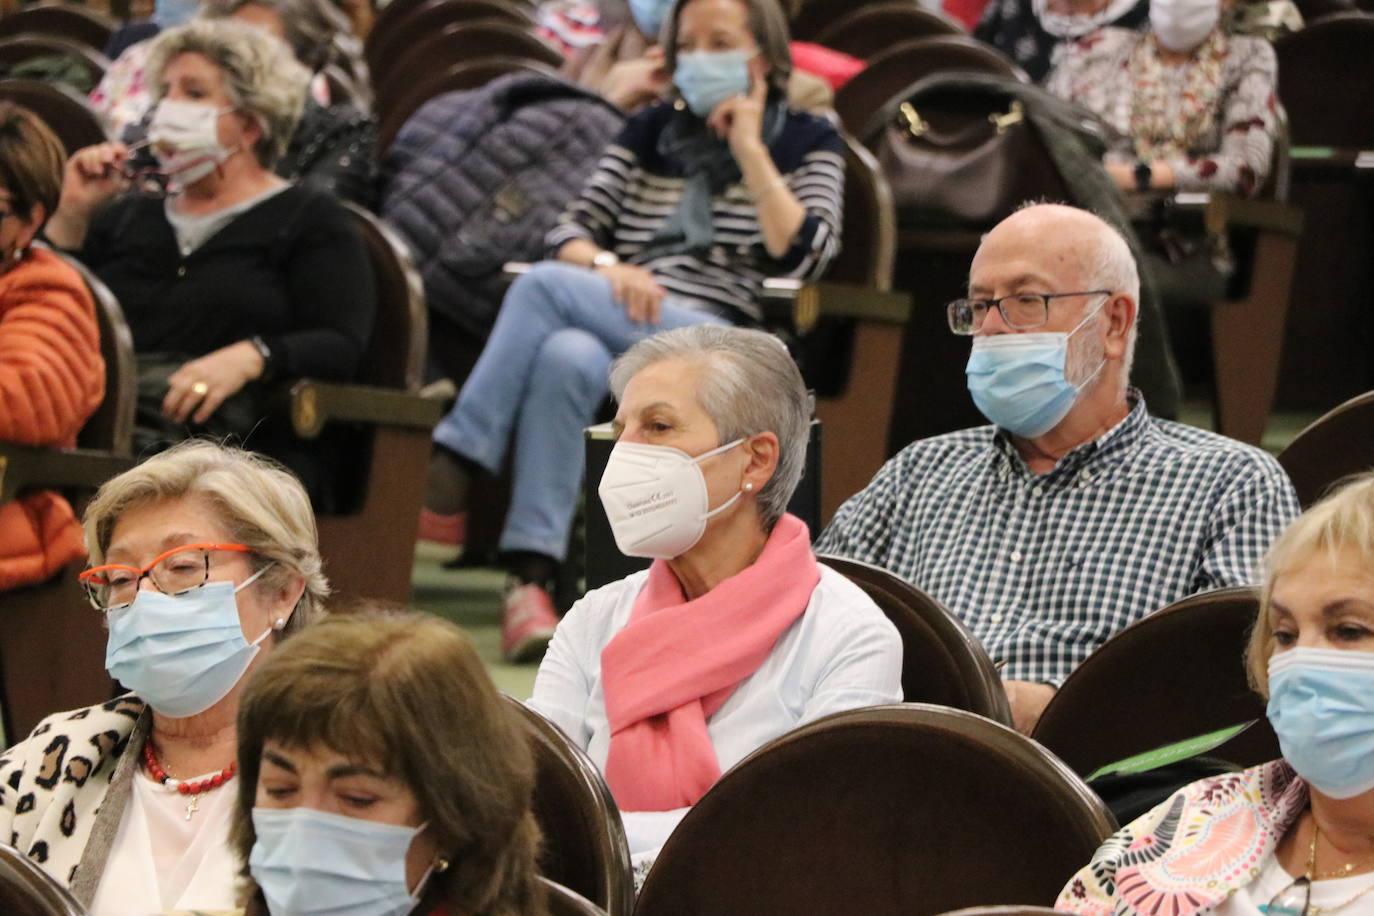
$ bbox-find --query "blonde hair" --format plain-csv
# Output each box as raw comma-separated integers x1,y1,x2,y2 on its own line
232,610,546,916
83,440,328,630
1246,471,1374,697
147,19,308,167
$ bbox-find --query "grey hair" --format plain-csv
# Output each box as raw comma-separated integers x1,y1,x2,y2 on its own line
1081,214,1140,389
147,19,308,167
662,0,792,98
200,0,346,72
609,325,810,530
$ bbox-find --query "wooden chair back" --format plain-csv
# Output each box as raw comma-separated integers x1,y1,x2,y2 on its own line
792,0,919,41
834,35,1027,135
0,3,116,50
634,704,1115,915
59,253,137,455
366,0,534,78
506,698,635,916
0,34,109,88
818,555,1011,722
344,202,427,392
0,78,107,153
373,20,560,114
0,844,89,916
1278,390,1374,508
1032,587,1280,778
939,908,1075,916
1276,14,1374,148
542,878,610,916
813,2,963,58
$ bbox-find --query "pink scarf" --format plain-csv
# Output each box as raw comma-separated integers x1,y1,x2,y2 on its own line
599,514,820,812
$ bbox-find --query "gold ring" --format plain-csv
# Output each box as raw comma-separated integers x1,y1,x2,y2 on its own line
190,381,209,396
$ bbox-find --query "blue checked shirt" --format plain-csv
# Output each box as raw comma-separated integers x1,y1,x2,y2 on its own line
814,395,1300,685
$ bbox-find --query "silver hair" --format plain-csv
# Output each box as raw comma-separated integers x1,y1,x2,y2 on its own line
609,325,810,530
661,0,793,98
147,19,308,168
1080,214,1140,389
200,0,346,71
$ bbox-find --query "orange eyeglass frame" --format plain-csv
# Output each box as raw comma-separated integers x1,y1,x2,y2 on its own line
78,542,253,587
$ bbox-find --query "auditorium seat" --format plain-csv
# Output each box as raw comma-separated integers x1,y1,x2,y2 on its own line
818,554,1012,723
1278,389,1374,508
506,698,635,916
542,878,611,916
0,254,133,741
0,34,110,90
0,4,116,52
813,2,963,59
1031,586,1279,780
365,0,534,78
939,908,1073,916
0,843,88,916
791,0,934,42
301,203,448,606
833,35,1027,136
634,704,1115,915
372,20,562,118
0,78,107,153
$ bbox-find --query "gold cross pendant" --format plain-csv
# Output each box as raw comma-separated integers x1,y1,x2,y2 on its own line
185,795,199,821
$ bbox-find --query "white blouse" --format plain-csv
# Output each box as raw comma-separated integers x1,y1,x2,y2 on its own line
529,565,904,857
1213,849,1374,916
89,769,240,915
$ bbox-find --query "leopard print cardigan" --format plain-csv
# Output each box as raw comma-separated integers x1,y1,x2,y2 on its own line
0,694,150,907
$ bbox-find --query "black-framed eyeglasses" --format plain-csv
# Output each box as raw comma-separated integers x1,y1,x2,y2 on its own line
1266,876,1310,916
946,290,1112,335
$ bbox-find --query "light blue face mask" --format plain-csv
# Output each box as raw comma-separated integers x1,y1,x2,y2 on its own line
1267,647,1374,799
674,49,753,118
155,0,199,27
629,0,672,41
250,807,434,916
104,565,275,718
964,300,1107,438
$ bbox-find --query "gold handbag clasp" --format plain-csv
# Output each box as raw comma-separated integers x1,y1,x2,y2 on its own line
898,102,929,137
988,100,1025,135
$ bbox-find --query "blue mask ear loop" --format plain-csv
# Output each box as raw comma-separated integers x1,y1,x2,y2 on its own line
1064,296,1112,392
407,823,451,903
235,562,284,647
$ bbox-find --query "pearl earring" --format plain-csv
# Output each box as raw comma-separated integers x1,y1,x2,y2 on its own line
744,482,754,492
273,617,286,630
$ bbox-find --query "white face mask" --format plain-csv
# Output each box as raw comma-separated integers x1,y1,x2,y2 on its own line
1150,0,1220,52
147,99,240,191
597,438,745,560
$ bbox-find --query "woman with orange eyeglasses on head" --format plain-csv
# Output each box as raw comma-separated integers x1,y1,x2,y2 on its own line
0,440,328,916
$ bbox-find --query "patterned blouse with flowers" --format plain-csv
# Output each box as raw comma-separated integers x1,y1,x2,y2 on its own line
1046,27,1279,196
1057,761,1309,916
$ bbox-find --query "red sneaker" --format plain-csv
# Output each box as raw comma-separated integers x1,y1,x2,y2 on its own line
502,583,558,664
417,508,467,546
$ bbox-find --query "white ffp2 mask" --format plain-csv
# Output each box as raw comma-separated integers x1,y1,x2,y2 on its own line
597,438,745,559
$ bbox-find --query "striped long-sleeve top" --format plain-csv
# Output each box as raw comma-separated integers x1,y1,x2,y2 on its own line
545,102,845,324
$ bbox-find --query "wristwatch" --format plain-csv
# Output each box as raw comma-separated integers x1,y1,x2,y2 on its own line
1134,161,1153,193
591,250,620,269
250,335,277,382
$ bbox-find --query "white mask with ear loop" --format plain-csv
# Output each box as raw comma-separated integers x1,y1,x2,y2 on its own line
598,438,746,559
1150,0,1220,52
147,99,243,192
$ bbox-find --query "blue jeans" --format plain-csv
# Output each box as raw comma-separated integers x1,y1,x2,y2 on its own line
432,261,729,560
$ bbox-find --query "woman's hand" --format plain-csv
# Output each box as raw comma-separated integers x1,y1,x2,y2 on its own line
61,142,132,218
598,262,665,325
162,340,266,424
708,56,768,161
604,47,670,110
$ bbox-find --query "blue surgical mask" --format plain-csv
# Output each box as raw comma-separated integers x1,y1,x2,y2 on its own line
674,49,753,118
964,301,1106,438
1267,647,1374,799
250,807,433,916
104,565,275,718
629,0,672,40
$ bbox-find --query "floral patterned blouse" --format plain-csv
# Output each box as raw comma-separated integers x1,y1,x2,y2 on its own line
1046,27,1280,196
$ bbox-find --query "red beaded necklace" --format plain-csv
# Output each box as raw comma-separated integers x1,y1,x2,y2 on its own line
142,740,236,821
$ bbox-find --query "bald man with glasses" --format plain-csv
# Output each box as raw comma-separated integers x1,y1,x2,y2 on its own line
816,204,1298,733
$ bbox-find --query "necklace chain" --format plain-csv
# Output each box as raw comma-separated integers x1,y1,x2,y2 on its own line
1306,821,1374,915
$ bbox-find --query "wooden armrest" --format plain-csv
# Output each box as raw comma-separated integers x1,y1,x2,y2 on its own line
1137,191,1305,237
286,380,448,439
0,443,136,503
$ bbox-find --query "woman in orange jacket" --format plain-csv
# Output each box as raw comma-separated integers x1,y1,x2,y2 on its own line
0,101,105,591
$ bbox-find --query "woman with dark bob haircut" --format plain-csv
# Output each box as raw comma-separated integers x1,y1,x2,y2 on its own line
231,610,546,916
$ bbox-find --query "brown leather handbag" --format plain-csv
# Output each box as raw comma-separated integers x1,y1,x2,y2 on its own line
862,84,1070,229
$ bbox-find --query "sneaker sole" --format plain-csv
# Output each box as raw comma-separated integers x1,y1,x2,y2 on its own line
504,629,555,665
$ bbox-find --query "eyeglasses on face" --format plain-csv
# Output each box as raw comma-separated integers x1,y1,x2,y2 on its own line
79,542,253,611
947,290,1112,335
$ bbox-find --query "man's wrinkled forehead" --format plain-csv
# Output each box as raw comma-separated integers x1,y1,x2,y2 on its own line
968,213,1095,294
